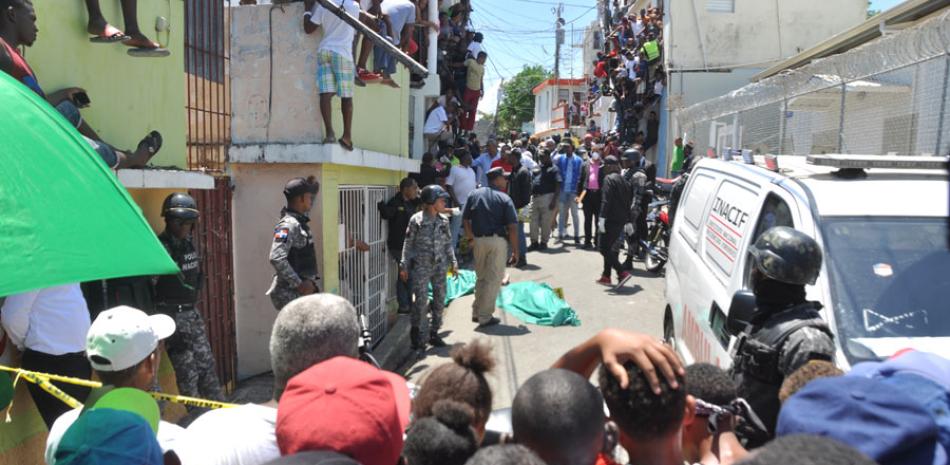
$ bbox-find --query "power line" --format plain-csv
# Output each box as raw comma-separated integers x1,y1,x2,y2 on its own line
508,0,592,8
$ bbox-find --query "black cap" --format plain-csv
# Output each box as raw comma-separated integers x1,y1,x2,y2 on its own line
486,167,508,180
283,176,320,197
604,155,620,165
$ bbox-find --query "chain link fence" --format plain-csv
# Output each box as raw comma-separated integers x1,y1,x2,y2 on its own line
677,11,950,158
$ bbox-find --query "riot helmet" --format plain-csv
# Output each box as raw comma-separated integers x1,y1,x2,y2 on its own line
161,193,199,221
748,226,822,286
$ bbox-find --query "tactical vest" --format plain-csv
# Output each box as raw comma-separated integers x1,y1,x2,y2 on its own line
730,302,833,441
154,234,201,306
288,221,319,279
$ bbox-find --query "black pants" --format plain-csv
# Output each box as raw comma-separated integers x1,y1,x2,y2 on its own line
601,221,625,278
582,190,602,245
21,349,91,429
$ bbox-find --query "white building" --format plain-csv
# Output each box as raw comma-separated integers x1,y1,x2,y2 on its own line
532,78,588,139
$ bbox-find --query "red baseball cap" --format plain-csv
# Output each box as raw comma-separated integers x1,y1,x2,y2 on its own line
276,357,411,465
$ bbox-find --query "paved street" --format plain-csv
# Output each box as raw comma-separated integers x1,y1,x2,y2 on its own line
402,238,668,410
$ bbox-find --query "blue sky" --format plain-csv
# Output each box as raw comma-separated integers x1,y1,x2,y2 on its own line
477,0,908,113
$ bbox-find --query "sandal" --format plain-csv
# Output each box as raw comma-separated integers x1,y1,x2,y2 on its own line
89,24,129,43
127,47,171,58
139,131,163,157
338,138,354,151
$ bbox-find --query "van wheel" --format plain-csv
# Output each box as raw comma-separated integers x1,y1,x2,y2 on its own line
663,307,674,345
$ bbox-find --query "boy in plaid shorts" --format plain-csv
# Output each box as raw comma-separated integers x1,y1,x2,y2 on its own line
305,0,360,151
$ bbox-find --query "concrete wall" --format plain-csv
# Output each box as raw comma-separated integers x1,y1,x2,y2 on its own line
229,3,410,156
230,162,403,378
668,0,866,70
26,0,186,168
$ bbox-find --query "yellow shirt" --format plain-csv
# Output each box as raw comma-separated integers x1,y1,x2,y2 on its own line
465,58,485,91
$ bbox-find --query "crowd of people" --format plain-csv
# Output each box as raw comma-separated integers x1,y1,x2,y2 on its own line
21,290,950,465
589,5,665,160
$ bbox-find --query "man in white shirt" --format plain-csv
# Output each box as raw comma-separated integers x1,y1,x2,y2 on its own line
374,0,416,87
172,294,362,465
45,305,183,464
1,284,91,428
466,32,484,58
304,0,360,151
445,151,478,247
424,101,453,154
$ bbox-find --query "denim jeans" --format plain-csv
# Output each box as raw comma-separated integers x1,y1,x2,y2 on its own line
557,190,580,239
450,201,465,249
518,221,527,259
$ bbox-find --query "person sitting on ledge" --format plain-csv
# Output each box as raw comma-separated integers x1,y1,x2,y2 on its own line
0,0,163,168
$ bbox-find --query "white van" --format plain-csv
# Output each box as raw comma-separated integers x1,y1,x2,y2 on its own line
663,154,949,370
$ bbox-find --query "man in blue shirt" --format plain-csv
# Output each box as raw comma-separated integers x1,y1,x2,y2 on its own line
472,140,499,187
463,167,519,327
553,140,583,245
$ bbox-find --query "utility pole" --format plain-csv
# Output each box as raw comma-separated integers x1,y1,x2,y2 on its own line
493,79,504,139
554,3,565,126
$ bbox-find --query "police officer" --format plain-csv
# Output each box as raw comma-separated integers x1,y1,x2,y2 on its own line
621,148,650,268
154,193,224,404
401,185,457,351
463,167,519,327
268,176,320,312
730,226,835,445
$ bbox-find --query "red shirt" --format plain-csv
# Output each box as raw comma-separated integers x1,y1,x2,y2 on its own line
491,158,513,173
594,61,608,78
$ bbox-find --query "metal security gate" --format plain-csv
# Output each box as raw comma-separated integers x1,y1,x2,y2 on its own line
190,178,237,393
185,0,231,172
339,186,398,344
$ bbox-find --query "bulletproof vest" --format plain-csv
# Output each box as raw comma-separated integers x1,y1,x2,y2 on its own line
153,233,201,305
288,218,319,278
731,302,832,441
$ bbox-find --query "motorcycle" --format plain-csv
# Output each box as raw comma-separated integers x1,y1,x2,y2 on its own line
641,198,670,273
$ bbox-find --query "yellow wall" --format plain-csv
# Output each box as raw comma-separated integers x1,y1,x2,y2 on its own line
25,0,186,168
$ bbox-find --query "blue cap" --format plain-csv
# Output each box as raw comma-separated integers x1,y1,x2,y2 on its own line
777,375,947,465
55,409,163,465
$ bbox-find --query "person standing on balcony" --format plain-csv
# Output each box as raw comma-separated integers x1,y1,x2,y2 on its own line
268,176,321,312
304,0,358,151
458,51,486,134
153,193,224,407
373,0,416,88
378,178,421,314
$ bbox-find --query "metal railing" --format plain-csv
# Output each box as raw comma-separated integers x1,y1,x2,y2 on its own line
186,0,232,172
676,11,950,158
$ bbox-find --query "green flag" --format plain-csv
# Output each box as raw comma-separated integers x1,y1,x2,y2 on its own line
0,72,178,297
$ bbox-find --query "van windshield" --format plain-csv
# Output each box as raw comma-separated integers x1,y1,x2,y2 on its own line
821,217,950,365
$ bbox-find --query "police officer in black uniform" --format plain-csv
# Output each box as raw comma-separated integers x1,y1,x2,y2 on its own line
154,192,224,405
268,176,321,311
730,226,835,445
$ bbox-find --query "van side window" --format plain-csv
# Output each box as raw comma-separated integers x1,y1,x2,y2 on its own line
679,173,717,248
753,194,794,240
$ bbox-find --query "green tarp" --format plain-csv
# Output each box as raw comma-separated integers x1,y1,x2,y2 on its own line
429,269,478,305
0,72,179,297
497,282,581,327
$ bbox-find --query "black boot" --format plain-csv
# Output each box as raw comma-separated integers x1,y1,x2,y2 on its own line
410,327,423,351
429,332,447,348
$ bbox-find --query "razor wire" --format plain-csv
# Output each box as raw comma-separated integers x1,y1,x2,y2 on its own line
675,11,950,157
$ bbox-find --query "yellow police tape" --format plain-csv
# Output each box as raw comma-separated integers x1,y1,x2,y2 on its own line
0,365,237,410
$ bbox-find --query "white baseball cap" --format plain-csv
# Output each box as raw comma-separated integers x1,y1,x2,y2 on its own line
86,306,176,372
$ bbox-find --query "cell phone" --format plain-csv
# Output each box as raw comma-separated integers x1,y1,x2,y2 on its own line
72,91,91,108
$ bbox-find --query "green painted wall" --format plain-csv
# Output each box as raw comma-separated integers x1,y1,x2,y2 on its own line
24,0,186,168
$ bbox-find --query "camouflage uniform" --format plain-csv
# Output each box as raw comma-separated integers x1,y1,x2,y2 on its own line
401,211,456,340
154,231,224,405
268,209,320,311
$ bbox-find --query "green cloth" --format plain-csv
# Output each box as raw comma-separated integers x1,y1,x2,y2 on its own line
429,269,478,305
496,282,581,327
0,72,178,297
642,40,660,61
671,145,685,172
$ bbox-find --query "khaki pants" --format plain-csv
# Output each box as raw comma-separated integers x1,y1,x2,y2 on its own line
530,193,556,244
472,236,508,323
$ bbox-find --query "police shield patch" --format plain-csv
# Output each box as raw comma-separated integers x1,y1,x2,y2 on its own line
274,228,290,242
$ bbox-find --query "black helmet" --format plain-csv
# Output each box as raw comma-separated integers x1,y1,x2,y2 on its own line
748,226,822,286
623,148,642,162
283,176,320,198
161,193,199,220
420,185,450,204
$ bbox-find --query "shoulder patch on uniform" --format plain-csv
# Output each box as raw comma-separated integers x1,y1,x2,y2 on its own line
274,228,290,242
